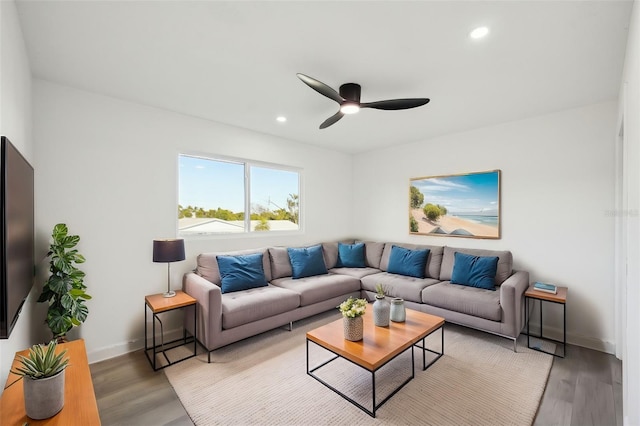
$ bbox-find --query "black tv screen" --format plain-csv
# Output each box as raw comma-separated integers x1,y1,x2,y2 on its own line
0,136,35,339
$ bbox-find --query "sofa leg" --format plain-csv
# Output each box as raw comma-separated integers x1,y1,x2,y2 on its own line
513,338,517,353
288,321,293,331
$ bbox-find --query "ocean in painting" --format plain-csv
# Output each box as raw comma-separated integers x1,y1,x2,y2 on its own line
450,214,499,227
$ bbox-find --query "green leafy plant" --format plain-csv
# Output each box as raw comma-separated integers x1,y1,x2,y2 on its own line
38,223,91,340
10,340,69,380
338,297,368,318
375,283,386,298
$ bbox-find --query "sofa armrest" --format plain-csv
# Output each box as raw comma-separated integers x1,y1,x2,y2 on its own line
499,270,530,338
183,272,222,350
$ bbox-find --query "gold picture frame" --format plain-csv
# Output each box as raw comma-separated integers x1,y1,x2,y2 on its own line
409,170,501,239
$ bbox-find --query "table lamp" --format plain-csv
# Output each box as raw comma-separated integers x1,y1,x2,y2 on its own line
153,239,185,298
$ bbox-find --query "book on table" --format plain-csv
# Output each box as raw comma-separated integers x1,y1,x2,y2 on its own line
534,282,557,294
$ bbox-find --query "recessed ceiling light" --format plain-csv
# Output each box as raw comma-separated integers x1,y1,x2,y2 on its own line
276,116,287,123
470,26,489,39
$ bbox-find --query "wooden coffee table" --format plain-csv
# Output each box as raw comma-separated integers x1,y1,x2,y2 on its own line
306,307,444,417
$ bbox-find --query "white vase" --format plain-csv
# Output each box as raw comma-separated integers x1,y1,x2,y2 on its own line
390,297,406,322
23,370,65,419
343,316,364,341
373,295,390,327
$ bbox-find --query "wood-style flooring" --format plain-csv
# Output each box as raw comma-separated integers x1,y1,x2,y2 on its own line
90,338,623,426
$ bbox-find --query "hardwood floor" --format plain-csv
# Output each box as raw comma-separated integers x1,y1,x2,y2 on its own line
90,340,623,426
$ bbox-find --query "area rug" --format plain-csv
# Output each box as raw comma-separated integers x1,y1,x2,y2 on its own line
164,311,553,425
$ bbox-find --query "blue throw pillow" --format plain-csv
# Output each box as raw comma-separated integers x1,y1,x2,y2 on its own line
287,245,328,279
217,253,268,294
387,245,429,278
337,242,366,268
451,252,499,290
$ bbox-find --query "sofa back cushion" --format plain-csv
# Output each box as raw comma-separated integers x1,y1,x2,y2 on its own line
380,243,444,279
197,248,272,285
268,246,293,279
440,246,513,285
357,241,386,269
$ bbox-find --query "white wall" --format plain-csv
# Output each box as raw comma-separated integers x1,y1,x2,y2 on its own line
0,0,34,394
619,1,640,424
353,102,617,352
32,80,354,362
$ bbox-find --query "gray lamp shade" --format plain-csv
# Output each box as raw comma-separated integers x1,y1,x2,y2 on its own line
153,239,185,263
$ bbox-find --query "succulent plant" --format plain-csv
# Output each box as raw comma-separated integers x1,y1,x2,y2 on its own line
11,340,69,380
375,283,386,298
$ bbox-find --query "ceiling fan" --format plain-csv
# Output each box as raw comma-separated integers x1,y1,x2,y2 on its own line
296,73,430,129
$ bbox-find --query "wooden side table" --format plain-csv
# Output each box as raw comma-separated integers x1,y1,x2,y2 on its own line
0,339,100,425
145,290,197,370
525,285,567,358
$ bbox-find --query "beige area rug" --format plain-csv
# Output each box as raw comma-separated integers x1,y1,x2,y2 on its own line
164,311,553,425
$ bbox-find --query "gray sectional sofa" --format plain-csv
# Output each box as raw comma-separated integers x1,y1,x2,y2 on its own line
183,241,529,361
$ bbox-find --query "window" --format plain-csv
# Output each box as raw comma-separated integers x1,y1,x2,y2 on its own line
178,154,300,236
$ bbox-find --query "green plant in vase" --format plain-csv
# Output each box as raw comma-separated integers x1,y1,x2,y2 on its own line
9,340,69,419
375,283,386,299
38,223,91,341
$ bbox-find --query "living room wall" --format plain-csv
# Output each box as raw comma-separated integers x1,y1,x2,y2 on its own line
32,80,354,362
0,0,34,393
352,101,617,352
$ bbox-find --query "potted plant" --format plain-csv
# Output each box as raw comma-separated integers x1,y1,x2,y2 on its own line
338,297,367,341
10,340,69,419
373,283,390,327
38,223,91,341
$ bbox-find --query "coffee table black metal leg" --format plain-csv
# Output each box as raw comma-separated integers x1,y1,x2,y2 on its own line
414,325,444,371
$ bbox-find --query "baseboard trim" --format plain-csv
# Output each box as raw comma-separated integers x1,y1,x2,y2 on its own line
525,324,615,354
87,328,185,364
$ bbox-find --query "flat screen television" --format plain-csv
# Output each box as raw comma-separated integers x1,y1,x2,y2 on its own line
0,136,35,339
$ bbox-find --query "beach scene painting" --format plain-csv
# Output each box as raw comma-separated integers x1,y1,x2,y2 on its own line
409,170,501,239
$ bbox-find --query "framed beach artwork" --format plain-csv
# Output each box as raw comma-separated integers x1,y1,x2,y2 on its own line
409,170,501,239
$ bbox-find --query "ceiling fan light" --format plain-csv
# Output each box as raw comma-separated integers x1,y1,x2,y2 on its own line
340,103,360,114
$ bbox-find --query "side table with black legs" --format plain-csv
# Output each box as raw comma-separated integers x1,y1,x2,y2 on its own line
525,285,567,358
145,290,198,370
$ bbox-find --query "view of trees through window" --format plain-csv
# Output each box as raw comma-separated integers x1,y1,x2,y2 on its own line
178,155,300,235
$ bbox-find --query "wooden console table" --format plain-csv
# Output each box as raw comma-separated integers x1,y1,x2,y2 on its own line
1,339,101,425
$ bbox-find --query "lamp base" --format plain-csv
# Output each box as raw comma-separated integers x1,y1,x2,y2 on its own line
163,290,176,298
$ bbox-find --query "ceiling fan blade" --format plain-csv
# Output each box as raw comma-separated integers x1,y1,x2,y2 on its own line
319,111,344,129
360,98,430,110
297,73,344,104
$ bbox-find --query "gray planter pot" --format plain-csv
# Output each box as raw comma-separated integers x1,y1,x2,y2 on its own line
23,370,65,419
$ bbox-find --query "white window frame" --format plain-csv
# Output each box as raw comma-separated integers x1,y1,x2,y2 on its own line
177,152,303,239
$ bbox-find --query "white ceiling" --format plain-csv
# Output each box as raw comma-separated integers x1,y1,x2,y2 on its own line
15,1,633,154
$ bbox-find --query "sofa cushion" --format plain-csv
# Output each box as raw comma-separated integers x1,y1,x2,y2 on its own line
268,247,292,279
361,272,439,303
217,253,268,294
422,281,502,322
221,285,300,329
440,246,512,285
451,252,499,291
271,274,361,306
380,243,444,279
288,245,328,279
329,267,381,279
337,242,366,268
359,241,385,269
387,245,429,278
197,248,272,285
